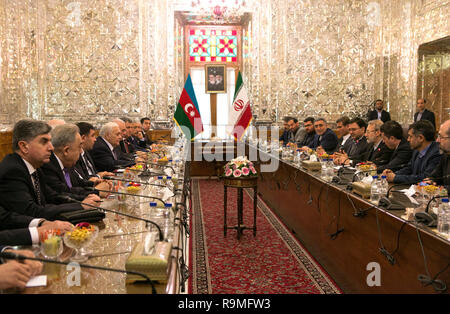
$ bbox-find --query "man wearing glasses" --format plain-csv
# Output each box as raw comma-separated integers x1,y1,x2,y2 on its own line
426,119,450,191
334,117,369,165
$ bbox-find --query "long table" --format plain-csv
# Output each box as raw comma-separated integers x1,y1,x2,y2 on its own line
189,141,449,294
254,147,450,294
15,163,189,294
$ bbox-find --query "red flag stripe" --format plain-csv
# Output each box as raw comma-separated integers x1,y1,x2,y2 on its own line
231,104,252,140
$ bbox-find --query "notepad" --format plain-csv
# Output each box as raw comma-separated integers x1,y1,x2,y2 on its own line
26,275,47,287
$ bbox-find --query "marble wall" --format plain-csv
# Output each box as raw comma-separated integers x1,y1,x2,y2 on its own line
0,0,449,129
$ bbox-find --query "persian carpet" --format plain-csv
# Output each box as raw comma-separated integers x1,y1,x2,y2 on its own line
189,178,342,294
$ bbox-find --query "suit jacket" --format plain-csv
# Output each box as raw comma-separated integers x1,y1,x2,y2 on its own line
288,128,306,146
91,137,134,172
364,141,393,166
376,138,413,173
41,152,94,200
128,136,147,151
0,153,83,220
75,150,98,180
309,128,339,154
414,109,436,129
430,153,450,191
0,204,34,231
335,134,353,154
394,141,442,184
279,129,290,144
347,136,370,164
367,110,391,123
0,228,31,246
299,131,316,148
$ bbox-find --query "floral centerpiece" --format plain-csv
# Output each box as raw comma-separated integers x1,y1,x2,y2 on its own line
223,156,257,178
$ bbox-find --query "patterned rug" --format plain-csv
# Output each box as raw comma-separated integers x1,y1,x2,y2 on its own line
189,178,342,294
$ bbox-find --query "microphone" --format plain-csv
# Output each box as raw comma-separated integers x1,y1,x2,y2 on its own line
84,186,167,206
145,162,176,175
0,251,157,294
378,180,421,210
414,195,442,227
58,195,164,241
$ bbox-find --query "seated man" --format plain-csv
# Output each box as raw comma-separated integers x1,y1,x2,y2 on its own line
279,116,291,145
286,117,306,147
307,118,338,154
0,247,43,290
376,120,413,173
334,117,369,164
128,120,148,151
75,122,114,180
383,120,441,184
41,124,111,199
90,122,135,172
140,117,154,147
343,120,393,167
298,117,315,148
0,119,100,221
335,116,352,154
427,119,450,191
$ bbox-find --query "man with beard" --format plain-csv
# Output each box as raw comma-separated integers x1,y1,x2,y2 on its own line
426,119,450,191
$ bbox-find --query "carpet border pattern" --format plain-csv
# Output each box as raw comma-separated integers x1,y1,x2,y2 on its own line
190,178,342,294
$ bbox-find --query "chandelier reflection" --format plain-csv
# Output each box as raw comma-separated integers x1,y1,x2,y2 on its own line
190,0,248,24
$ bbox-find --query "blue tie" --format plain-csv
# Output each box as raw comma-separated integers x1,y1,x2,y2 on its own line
63,168,72,188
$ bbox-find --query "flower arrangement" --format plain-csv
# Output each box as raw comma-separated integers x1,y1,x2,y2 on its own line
223,156,257,178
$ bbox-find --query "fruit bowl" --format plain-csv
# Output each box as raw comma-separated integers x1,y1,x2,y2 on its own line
63,223,98,262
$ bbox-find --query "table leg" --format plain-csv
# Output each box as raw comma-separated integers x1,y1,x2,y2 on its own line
237,187,243,240
224,185,227,237
253,186,257,237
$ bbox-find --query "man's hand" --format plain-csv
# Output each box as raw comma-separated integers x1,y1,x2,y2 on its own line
4,249,43,276
95,181,112,198
382,169,395,182
40,220,73,233
81,194,101,209
0,261,32,290
98,171,114,179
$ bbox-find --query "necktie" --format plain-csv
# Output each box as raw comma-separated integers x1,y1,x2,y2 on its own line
31,172,42,205
63,168,72,188
124,140,130,153
83,154,95,176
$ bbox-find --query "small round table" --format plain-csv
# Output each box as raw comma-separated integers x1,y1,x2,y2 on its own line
222,176,258,240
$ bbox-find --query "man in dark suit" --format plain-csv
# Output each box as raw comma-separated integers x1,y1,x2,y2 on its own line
140,117,154,147
414,98,436,129
0,119,101,221
279,116,291,145
75,122,114,181
367,99,391,123
428,119,450,191
41,124,111,199
128,120,148,151
335,116,352,154
383,120,441,184
377,120,413,173
334,117,369,165
90,122,135,172
299,117,316,147
307,118,338,154
112,118,135,159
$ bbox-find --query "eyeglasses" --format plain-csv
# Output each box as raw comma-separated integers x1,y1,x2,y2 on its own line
437,134,450,139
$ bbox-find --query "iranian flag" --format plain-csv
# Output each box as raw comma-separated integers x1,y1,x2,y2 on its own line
227,72,252,141
173,74,204,140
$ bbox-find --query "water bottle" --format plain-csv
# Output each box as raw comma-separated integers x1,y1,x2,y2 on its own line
326,159,334,182
155,176,164,198
437,198,450,235
370,176,380,205
379,175,389,197
293,149,301,165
